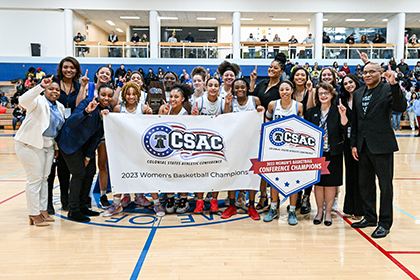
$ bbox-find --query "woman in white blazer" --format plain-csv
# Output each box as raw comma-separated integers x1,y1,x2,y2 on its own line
15,75,65,226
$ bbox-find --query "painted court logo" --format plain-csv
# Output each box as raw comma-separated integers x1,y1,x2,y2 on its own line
142,123,226,160
269,127,315,150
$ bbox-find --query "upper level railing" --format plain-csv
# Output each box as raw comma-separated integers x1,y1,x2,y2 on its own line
158,42,232,59
323,43,396,60
405,43,420,59
240,42,314,59
74,41,150,58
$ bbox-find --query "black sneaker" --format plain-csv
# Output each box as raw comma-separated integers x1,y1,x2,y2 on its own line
300,195,311,214
100,194,111,209
165,197,175,214
80,207,100,216
68,211,90,222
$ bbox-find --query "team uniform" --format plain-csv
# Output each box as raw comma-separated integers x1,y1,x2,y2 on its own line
189,92,206,107
194,95,224,115
119,103,144,114
168,105,188,115
219,87,229,99
231,96,256,112
272,99,299,120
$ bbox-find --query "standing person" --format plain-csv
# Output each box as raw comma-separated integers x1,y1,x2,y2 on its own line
220,77,264,220
158,84,192,214
168,33,178,58
183,74,193,88
191,77,226,215
408,34,418,59
185,32,195,58
260,35,269,59
131,32,140,58
115,64,127,87
323,32,331,43
273,34,281,57
305,83,348,227
145,68,157,88
248,53,286,209
140,34,148,58
15,75,65,226
47,56,83,214
350,51,407,238
73,32,86,57
414,93,420,136
246,33,257,59
360,34,368,44
163,71,179,102
407,92,418,132
340,74,364,219
218,61,241,99
288,35,298,59
108,31,119,57
302,33,315,59
113,71,147,106
57,84,113,222
189,67,207,106
397,59,410,77
263,80,304,225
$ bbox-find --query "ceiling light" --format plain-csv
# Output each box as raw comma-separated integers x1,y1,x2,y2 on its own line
133,27,149,31
382,19,388,22
272,18,291,21
106,20,115,26
198,29,215,31
323,19,328,21
165,28,182,31
241,18,253,21
160,16,178,20
116,28,123,33
120,16,140,20
345,19,365,22
196,17,216,20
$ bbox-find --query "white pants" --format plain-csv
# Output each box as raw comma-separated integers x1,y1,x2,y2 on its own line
15,139,55,216
407,111,418,129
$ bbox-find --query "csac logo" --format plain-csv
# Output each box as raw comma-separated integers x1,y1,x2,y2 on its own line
149,87,163,94
269,127,315,150
142,123,226,159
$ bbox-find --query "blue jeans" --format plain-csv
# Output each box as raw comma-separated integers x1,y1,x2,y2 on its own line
261,48,267,59
249,48,255,59
392,112,401,130
13,116,25,130
305,48,312,59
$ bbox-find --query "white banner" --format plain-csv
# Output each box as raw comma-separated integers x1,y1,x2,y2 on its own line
104,111,263,194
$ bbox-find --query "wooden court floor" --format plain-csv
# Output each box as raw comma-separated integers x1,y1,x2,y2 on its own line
1,129,420,280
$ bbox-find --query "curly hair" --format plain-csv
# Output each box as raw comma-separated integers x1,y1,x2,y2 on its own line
170,83,193,102
191,66,206,81
217,61,241,77
121,82,141,103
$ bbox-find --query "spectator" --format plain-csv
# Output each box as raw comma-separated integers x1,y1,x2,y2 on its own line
360,34,368,43
131,32,140,58
108,31,119,57
246,33,257,59
323,32,330,43
354,64,363,80
25,67,36,79
372,33,385,43
35,68,45,80
408,34,418,59
340,62,351,75
24,76,33,88
168,33,178,58
115,64,127,86
145,68,156,87
12,104,26,130
397,59,410,77
273,34,281,57
157,67,165,81
183,74,193,87
0,91,9,106
288,35,298,59
185,32,194,42
73,32,88,57
180,69,187,83
332,61,340,73
107,64,114,81
185,32,195,58
260,35,269,59
302,33,315,58
407,91,418,132
345,34,355,44
140,34,148,57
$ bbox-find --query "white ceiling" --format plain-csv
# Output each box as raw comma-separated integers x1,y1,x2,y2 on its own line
73,10,420,35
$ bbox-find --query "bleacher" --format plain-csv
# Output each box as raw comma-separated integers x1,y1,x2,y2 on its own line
0,81,19,130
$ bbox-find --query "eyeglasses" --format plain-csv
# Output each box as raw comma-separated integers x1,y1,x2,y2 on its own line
362,70,379,76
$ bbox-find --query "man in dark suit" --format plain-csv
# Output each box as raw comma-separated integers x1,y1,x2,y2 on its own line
350,51,407,238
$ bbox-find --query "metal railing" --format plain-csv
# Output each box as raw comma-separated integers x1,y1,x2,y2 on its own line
158,42,232,59
323,43,396,60
240,42,314,59
405,44,420,59
74,41,150,58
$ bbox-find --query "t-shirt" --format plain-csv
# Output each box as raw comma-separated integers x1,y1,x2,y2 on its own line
362,88,374,115
249,79,281,110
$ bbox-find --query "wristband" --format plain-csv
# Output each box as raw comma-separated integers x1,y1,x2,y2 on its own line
118,81,124,88
265,110,273,119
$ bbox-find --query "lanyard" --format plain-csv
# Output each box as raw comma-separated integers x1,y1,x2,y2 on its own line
319,106,331,129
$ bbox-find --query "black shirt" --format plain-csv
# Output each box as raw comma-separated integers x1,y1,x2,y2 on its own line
58,80,81,112
249,79,281,110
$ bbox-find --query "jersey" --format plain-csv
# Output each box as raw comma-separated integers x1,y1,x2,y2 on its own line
194,95,224,116
119,103,143,115
168,106,188,115
232,96,256,112
273,99,298,120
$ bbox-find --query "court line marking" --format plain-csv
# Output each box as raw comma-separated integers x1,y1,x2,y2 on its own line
0,179,26,182
0,190,25,205
0,169,24,180
388,251,420,254
130,217,162,280
336,211,420,280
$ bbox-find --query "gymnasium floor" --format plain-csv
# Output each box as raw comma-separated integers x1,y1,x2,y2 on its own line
1,129,419,280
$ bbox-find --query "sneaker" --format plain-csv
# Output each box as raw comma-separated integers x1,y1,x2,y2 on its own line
102,203,122,217
194,200,205,214
300,195,311,214
221,206,237,219
224,196,230,206
210,199,219,214
263,208,278,222
235,191,246,208
100,194,111,209
332,197,339,211
159,193,167,203
154,203,165,217
121,195,131,208
247,205,260,220
204,192,213,203
288,210,298,225
68,211,90,223
165,197,175,214
193,193,199,202
176,198,190,214
134,195,152,207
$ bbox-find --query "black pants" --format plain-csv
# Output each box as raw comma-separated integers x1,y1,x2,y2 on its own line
343,139,364,216
47,152,70,209
60,148,96,212
359,143,394,229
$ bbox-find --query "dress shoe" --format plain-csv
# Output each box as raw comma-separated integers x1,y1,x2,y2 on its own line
40,211,55,222
351,218,377,228
313,212,323,225
324,219,332,226
371,226,390,238
68,211,90,223
47,204,55,215
80,207,100,217
29,215,49,227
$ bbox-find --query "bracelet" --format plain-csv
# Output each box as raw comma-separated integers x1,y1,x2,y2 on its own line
118,81,124,88
85,107,91,114
85,157,91,162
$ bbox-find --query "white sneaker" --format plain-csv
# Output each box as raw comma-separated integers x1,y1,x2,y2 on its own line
235,191,246,208
332,197,339,211
102,203,122,217
121,194,131,208
134,194,152,207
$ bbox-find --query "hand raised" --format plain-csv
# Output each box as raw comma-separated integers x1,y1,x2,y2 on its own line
41,75,54,88
144,102,153,114
86,99,98,113
225,93,233,104
120,73,128,85
161,100,170,114
81,69,89,86
192,101,199,115
250,65,258,81
338,99,347,115
306,79,313,93
384,64,396,85
356,50,369,64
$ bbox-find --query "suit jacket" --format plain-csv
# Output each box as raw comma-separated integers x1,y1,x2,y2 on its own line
57,98,107,159
350,82,407,154
14,85,65,149
305,104,348,156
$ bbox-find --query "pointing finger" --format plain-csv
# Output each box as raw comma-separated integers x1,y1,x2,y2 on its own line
85,69,88,76
254,65,257,72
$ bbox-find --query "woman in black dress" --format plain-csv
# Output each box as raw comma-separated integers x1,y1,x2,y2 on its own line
340,74,364,220
305,83,348,226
